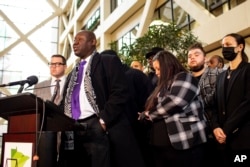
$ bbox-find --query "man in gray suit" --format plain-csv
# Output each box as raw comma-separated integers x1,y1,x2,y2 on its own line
33,54,67,162
33,54,67,105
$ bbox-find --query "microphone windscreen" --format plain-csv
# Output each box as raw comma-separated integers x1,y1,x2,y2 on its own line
27,75,38,86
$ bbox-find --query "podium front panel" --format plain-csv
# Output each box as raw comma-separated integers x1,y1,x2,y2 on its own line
1,132,57,167
8,114,40,133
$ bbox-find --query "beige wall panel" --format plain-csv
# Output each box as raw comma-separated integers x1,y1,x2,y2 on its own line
193,0,250,50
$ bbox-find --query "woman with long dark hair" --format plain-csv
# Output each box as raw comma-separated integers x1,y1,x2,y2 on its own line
139,50,207,167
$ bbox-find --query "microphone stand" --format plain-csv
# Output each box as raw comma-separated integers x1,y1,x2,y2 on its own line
0,84,7,87
17,83,25,93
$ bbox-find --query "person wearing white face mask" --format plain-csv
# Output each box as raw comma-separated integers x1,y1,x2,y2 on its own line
211,33,250,167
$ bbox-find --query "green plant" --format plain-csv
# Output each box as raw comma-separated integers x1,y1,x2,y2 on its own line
113,22,199,68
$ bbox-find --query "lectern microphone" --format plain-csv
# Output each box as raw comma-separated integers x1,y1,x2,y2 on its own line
25,84,56,91
0,75,38,87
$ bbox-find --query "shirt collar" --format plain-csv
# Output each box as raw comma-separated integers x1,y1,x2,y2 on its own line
51,76,66,83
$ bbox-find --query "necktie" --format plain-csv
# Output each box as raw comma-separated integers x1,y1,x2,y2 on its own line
51,79,61,104
71,60,86,120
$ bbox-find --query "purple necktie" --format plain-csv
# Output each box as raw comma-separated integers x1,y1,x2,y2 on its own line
71,60,86,120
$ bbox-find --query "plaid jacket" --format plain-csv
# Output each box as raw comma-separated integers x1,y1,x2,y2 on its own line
199,67,225,108
149,72,207,150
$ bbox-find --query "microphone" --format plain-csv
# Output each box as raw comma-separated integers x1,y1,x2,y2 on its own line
25,84,56,91
0,75,38,87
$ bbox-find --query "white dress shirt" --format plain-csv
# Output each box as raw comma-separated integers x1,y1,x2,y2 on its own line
78,56,96,119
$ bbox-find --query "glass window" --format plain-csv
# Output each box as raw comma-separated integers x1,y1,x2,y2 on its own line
154,1,195,30
116,25,139,56
84,8,100,31
0,0,59,94
111,0,124,12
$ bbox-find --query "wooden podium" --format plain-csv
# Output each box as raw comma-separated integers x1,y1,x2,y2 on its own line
0,93,76,167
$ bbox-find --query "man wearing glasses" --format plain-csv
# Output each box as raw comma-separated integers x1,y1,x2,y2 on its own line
33,54,67,105
33,54,67,163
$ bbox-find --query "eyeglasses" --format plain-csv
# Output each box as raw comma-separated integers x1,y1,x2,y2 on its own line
48,62,65,67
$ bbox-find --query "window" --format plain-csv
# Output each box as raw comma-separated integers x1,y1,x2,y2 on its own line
83,9,100,31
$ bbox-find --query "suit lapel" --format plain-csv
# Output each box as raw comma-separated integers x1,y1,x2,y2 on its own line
44,80,53,100
90,52,101,75
225,62,245,101
84,53,100,114
217,71,227,109
226,69,240,101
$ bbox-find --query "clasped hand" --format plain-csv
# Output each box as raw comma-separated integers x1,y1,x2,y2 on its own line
213,127,226,144
138,111,151,121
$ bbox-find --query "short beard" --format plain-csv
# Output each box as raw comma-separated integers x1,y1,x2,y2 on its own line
189,64,204,72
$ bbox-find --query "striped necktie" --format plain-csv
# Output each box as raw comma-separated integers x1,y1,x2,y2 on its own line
51,79,61,104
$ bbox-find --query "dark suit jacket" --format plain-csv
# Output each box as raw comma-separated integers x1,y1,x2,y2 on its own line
212,61,250,150
121,64,151,126
61,52,145,167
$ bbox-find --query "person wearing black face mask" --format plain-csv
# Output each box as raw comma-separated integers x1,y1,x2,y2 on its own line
222,46,238,61
211,33,250,167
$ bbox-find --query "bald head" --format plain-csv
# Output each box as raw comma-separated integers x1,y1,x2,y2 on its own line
73,30,97,59
78,30,96,41
130,60,143,71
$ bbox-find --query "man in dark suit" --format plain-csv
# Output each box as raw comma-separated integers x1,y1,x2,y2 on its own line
58,30,145,167
101,49,153,167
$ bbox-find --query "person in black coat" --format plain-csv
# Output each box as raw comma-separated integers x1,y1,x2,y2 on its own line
101,49,154,167
211,33,250,167
58,31,145,167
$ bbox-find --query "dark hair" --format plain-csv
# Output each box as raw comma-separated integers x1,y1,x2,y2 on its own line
52,54,67,65
145,47,164,59
187,42,206,57
211,55,224,68
223,33,248,62
217,56,224,67
101,49,118,56
145,50,187,110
